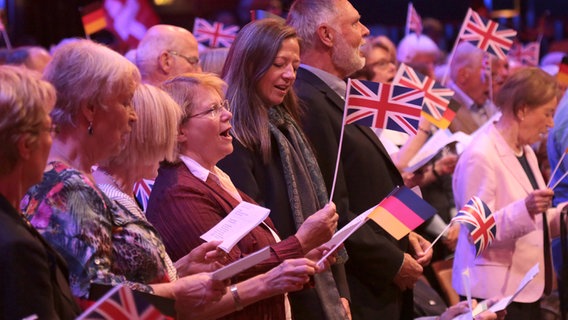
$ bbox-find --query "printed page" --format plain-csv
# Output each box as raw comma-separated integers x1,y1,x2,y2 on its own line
405,129,471,173
201,201,270,252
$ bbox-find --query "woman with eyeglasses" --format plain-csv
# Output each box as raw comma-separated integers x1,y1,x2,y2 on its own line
20,40,228,314
146,72,337,319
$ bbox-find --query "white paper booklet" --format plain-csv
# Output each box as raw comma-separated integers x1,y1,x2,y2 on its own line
404,129,472,173
316,205,376,267
201,201,270,253
211,247,271,281
452,263,539,320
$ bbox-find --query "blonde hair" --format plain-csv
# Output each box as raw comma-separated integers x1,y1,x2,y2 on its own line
161,72,227,159
44,39,141,128
100,84,183,169
0,65,56,175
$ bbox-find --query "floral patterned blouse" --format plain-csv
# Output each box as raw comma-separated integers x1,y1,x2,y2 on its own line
21,161,170,299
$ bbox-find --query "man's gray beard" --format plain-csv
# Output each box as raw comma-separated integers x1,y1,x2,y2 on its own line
331,42,365,78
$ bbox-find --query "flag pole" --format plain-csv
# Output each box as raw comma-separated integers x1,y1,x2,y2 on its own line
441,8,472,86
329,78,351,203
405,3,411,36
424,221,453,253
551,170,568,190
485,53,493,104
547,148,568,188
0,29,11,49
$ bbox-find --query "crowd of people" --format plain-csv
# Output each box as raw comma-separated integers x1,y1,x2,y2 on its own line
1,0,568,319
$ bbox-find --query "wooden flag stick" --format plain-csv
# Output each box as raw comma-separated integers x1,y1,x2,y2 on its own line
424,221,453,254
329,78,351,203
1,29,11,49
551,170,568,191
547,148,568,188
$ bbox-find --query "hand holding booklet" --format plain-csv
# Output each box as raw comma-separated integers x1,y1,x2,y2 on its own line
201,201,270,253
316,205,376,267
452,263,539,320
212,247,271,281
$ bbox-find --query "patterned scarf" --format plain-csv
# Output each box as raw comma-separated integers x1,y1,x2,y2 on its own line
269,106,348,320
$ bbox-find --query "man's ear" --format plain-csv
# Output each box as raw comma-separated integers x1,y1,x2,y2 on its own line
456,67,469,85
158,51,172,74
317,24,334,48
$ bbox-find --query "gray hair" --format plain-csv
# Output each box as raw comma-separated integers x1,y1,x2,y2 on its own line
44,39,141,128
0,65,56,175
136,25,196,81
287,0,339,54
449,42,484,82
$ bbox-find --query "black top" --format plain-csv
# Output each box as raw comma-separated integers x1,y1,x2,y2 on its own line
517,152,539,190
0,193,80,320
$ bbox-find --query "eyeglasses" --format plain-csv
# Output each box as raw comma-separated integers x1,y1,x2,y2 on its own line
369,59,395,69
168,50,200,66
187,100,230,120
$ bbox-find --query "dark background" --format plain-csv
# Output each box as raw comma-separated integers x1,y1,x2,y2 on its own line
1,0,567,54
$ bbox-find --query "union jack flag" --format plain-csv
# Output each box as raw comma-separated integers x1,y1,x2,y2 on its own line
193,17,239,48
458,8,517,60
77,285,174,320
406,3,422,36
508,41,540,66
345,78,424,135
452,196,496,257
134,179,154,213
393,64,456,129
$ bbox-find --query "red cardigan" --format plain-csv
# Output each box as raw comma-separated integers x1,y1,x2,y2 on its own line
146,161,304,319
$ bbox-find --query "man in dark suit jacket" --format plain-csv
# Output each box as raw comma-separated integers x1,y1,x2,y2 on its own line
288,1,432,319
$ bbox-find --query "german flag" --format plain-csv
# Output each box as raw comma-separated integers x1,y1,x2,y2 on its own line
81,2,107,36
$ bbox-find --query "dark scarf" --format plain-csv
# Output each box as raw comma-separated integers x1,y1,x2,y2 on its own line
269,106,347,320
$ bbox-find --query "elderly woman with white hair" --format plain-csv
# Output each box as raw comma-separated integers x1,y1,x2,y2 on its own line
20,40,226,313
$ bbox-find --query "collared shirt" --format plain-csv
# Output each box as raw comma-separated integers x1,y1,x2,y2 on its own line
447,81,498,127
300,64,347,99
179,155,243,202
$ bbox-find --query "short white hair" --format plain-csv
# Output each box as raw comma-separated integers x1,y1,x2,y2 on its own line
396,33,440,63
